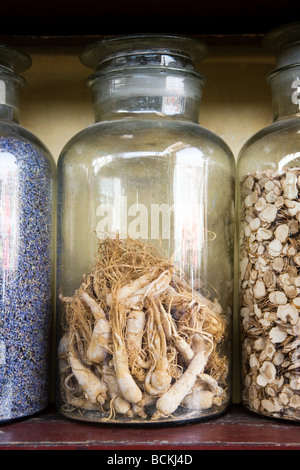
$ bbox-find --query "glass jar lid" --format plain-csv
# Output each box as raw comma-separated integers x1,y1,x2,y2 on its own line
264,22,300,69
80,34,207,74
0,43,31,73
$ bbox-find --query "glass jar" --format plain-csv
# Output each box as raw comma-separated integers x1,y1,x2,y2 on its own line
238,23,300,421
56,35,235,424
0,44,56,422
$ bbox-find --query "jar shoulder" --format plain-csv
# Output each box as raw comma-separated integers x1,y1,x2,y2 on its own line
0,121,55,171
238,118,300,166
58,119,234,167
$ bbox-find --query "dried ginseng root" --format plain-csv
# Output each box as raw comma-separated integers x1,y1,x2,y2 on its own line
58,236,229,422
240,168,300,421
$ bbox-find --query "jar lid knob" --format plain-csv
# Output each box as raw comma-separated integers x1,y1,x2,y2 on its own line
264,22,300,68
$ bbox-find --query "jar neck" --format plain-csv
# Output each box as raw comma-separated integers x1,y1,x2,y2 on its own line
268,64,300,121
88,70,205,123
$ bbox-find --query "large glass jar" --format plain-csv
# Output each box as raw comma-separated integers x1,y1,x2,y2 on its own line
0,44,55,422
238,23,300,421
56,35,235,424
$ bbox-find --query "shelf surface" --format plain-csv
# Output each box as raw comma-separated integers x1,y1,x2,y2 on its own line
0,404,299,450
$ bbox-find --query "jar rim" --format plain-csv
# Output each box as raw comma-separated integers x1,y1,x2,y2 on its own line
0,66,26,88
80,34,208,71
266,62,300,82
87,66,207,85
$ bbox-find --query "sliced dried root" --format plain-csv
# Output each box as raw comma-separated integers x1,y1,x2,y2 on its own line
240,168,300,420
59,236,228,421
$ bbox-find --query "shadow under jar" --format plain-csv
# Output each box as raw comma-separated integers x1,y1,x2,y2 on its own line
238,23,300,421
56,35,235,424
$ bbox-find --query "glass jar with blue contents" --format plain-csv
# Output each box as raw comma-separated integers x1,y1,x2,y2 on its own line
0,44,55,422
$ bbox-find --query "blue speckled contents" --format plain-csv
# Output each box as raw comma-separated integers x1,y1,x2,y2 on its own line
0,136,53,422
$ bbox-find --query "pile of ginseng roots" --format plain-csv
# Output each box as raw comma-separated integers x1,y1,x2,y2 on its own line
58,236,228,421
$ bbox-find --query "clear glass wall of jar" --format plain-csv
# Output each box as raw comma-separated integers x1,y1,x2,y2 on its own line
238,23,300,421
0,44,56,422
56,35,235,424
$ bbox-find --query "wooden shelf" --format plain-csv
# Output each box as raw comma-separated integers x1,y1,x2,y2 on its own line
0,404,299,450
